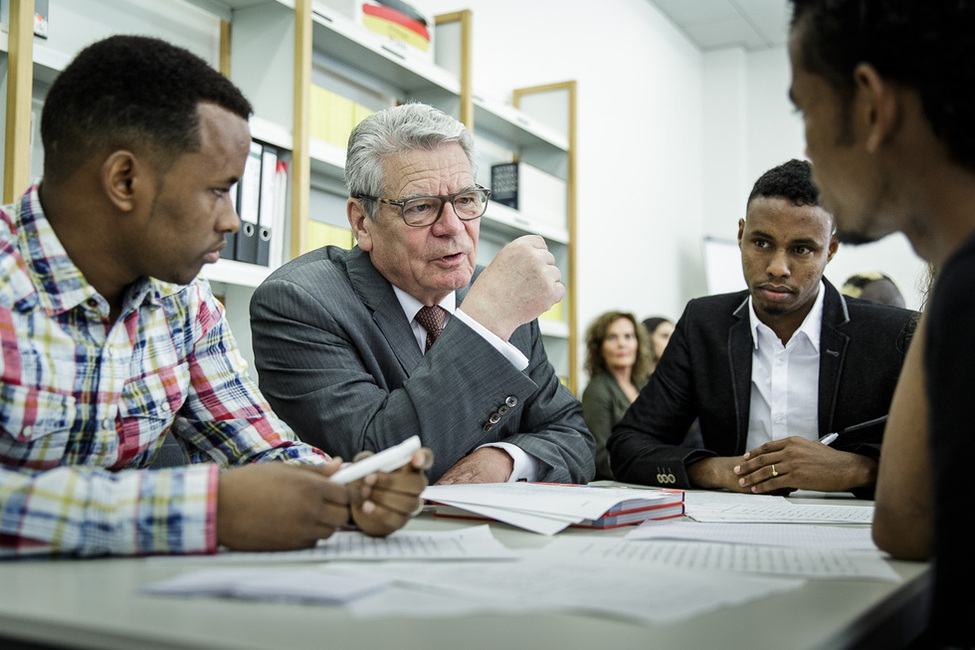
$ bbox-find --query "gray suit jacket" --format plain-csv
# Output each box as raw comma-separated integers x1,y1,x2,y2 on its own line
250,245,594,483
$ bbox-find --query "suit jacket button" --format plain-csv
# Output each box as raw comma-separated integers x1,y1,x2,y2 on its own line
482,422,494,432
498,405,510,415
489,412,502,424
505,396,518,408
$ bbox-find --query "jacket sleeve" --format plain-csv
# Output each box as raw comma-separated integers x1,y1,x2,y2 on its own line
0,463,218,557
608,307,716,488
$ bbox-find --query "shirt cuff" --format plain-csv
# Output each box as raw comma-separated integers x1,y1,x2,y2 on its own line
478,442,539,482
454,308,529,371
203,464,219,554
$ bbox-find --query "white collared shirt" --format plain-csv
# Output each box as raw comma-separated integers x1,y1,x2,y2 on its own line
745,282,826,451
391,286,537,481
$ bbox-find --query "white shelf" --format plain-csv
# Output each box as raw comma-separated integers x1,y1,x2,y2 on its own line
310,4,460,98
539,319,570,339
473,93,569,153
184,0,294,23
483,202,570,244
250,116,293,151
200,258,275,288
309,138,347,178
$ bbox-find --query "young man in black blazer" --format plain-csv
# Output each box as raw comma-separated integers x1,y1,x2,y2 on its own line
608,159,915,497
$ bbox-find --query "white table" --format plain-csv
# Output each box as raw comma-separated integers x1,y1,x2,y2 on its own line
0,497,930,650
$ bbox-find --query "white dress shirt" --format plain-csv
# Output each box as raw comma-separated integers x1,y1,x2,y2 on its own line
745,282,826,451
391,286,537,481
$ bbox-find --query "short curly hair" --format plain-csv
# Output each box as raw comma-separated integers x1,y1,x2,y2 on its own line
583,311,652,383
747,158,820,208
789,0,975,172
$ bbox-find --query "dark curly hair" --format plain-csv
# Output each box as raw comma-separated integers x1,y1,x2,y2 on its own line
747,158,820,208
789,0,975,172
583,311,652,383
41,35,253,185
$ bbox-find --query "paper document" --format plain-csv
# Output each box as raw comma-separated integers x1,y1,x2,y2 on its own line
334,556,804,625
423,483,683,535
545,537,899,580
684,490,874,524
151,525,514,564
142,568,389,603
625,520,878,550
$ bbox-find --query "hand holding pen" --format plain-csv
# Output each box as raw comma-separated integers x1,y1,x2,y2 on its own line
819,415,888,446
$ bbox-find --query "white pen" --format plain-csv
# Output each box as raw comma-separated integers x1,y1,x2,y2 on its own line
329,435,422,484
819,432,839,446
818,415,888,446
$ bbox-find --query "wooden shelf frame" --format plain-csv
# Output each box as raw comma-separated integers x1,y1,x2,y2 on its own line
513,80,578,393
3,0,35,204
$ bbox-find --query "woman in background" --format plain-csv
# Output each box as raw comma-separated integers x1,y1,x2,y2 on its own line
642,316,675,374
582,311,652,480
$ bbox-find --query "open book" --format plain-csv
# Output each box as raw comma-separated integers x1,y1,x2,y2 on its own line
423,483,684,535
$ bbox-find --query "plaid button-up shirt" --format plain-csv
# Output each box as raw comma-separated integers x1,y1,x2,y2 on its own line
1,184,325,557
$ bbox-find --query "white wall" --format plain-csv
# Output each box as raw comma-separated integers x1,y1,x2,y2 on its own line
418,0,929,387
419,0,705,386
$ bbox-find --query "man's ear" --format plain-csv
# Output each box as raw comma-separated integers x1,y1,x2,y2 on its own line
100,151,141,213
853,62,900,154
348,198,373,251
737,217,746,249
827,234,839,263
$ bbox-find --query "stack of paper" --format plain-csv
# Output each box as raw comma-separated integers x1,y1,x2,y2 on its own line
142,569,390,604
423,483,684,535
683,491,874,525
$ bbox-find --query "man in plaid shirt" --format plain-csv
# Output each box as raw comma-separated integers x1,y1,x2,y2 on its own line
0,35,431,557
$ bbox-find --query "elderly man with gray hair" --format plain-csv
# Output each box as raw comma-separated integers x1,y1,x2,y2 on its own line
251,103,594,485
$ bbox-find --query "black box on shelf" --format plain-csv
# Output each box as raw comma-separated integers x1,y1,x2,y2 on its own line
490,162,519,209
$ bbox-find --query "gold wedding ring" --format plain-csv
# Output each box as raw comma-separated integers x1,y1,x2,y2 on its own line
771,464,779,477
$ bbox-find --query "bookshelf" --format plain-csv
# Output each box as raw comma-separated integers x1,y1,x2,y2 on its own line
1,0,578,390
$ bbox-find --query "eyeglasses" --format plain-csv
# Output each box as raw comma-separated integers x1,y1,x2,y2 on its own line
356,186,491,227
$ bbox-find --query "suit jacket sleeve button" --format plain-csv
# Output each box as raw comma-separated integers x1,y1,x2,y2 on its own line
505,396,518,408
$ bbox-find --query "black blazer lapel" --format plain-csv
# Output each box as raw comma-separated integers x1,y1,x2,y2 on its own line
345,247,424,374
818,279,851,434
729,295,754,451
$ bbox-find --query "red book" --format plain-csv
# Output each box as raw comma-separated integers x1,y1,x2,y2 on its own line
433,499,685,529
427,483,685,532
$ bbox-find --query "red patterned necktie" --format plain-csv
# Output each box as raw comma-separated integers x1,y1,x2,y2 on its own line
414,305,448,352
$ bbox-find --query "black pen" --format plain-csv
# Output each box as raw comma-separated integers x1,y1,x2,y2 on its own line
819,415,889,446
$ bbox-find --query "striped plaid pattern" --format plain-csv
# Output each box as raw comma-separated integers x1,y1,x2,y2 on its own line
1,185,326,557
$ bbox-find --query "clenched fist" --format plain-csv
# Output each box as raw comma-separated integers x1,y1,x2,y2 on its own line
461,235,564,340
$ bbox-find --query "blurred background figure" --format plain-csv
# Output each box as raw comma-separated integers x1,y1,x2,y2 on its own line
642,316,675,373
841,271,906,308
582,311,652,480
